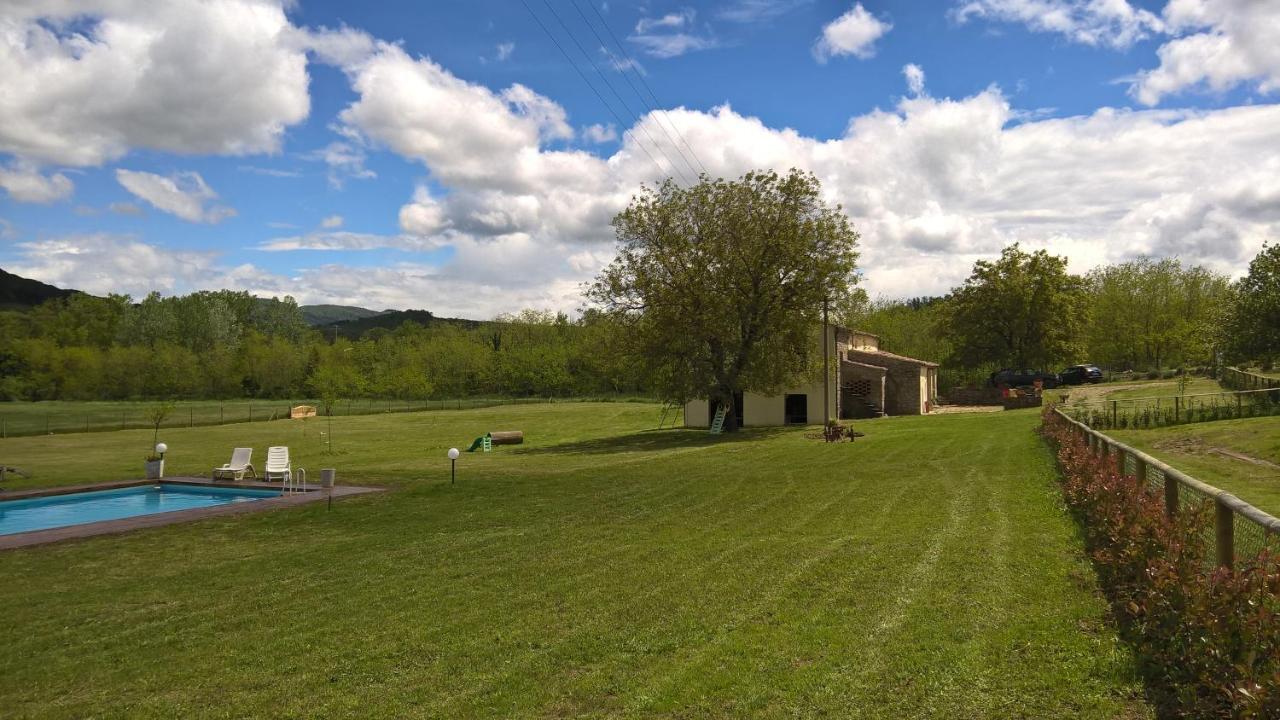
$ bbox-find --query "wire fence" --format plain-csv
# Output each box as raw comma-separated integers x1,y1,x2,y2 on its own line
1056,407,1280,568
0,395,658,439
1063,385,1280,430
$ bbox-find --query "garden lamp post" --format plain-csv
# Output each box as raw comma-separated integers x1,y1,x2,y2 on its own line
155,442,167,460
448,447,460,484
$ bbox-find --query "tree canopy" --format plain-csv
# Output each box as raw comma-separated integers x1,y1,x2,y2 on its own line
588,169,861,430
1223,243,1280,367
944,244,1088,370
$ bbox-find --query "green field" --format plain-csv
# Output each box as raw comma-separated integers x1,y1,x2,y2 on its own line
1111,416,1280,517
0,396,647,439
1099,377,1225,403
0,404,1149,718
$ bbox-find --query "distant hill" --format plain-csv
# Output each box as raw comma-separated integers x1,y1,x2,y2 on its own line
299,304,388,326
318,309,482,339
0,268,77,310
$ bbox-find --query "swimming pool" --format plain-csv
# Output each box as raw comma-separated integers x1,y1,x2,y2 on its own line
0,483,283,536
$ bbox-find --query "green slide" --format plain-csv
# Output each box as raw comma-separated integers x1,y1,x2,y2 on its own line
466,435,487,452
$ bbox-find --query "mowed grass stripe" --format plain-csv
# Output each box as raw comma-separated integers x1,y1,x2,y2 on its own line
0,404,1149,718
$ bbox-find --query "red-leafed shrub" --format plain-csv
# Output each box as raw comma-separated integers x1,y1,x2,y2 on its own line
1041,407,1280,718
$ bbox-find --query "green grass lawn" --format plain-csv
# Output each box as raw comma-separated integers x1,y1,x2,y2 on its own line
0,404,1149,718
0,396,641,439
1111,416,1280,517
1100,377,1225,403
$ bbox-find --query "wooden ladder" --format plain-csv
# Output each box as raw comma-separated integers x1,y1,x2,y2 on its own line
709,404,727,435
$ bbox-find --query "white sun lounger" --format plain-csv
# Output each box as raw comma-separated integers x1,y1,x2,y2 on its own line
213,447,255,481
265,446,304,491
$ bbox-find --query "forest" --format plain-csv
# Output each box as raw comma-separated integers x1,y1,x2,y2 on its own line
1,244,1276,403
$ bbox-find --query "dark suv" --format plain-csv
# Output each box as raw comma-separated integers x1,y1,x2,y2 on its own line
988,368,1061,389
1059,364,1104,385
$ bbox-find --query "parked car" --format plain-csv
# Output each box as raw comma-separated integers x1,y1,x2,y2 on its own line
1059,364,1104,385
988,368,1061,389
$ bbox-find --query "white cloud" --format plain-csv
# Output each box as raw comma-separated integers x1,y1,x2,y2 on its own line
952,0,1163,48
320,215,343,229
630,9,717,58
635,10,694,33
0,162,74,203
814,3,892,62
0,0,311,167
115,169,236,224
583,123,619,143
7,234,222,296
903,64,926,96
496,41,515,61
322,39,1280,310
306,140,376,188
951,0,1280,105
1131,0,1280,105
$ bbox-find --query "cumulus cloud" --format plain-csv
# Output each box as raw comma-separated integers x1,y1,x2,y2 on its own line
951,0,1280,105
320,215,343,229
814,3,892,62
0,162,74,203
0,0,310,167
1131,0,1280,105
583,123,619,143
320,37,1280,309
115,169,236,224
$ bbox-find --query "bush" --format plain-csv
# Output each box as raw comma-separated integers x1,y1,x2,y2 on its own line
1041,408,1280,717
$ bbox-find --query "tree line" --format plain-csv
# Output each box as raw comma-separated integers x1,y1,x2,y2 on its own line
0,291,644,402
842,245,1280,386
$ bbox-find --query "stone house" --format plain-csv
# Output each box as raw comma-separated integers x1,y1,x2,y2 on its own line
684,326,939,427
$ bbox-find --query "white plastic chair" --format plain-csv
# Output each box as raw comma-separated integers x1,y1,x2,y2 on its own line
212,448,255,481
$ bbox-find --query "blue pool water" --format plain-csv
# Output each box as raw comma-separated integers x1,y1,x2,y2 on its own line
0,483,283,536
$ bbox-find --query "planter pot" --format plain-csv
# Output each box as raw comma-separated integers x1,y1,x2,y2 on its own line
144,459,164,480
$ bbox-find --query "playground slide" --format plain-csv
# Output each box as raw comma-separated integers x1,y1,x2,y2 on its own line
466,435,486,452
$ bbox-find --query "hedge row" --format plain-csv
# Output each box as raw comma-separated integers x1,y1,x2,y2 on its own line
1041,408,1280,717
1072,394,1280,431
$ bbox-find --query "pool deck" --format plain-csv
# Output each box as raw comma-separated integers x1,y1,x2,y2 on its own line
0,477,382,550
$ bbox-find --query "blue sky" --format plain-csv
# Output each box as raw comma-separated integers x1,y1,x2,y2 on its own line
1,0,1278,316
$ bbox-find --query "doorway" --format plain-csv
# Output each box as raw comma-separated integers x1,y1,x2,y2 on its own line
709,391,746,428
784,394,808,425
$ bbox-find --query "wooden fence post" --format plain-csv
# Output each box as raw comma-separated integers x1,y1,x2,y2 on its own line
1132,452,1147,484
1215,497,1234,569
1164,473,1178,518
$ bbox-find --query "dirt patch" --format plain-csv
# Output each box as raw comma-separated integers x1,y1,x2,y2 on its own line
1153,436,1280,470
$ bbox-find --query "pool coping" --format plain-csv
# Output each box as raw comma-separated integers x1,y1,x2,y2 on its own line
0,477,383,550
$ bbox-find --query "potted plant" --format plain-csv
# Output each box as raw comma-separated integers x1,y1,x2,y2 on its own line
144,402,174,479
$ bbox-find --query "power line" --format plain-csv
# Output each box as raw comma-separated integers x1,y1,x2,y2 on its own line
578,0,711,177
535,0,696,185
516,0,671,182
566,0,706,180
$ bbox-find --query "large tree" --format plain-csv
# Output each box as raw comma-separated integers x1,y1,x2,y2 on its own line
1222,242,1280,367
944,244,1088,370
587,169,860,431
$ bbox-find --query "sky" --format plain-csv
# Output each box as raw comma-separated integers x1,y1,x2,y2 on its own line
1,0,1278,318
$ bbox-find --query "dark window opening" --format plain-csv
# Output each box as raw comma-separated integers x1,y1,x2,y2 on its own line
784,394,808,425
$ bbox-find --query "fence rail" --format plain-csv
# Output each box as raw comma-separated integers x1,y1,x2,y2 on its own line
1064,385,1280,430
1221,366,1280,391
0,395,657,439
1053,407,1280,568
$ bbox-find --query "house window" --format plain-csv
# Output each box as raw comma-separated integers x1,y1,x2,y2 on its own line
849,379,873,397
784,394,808,425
